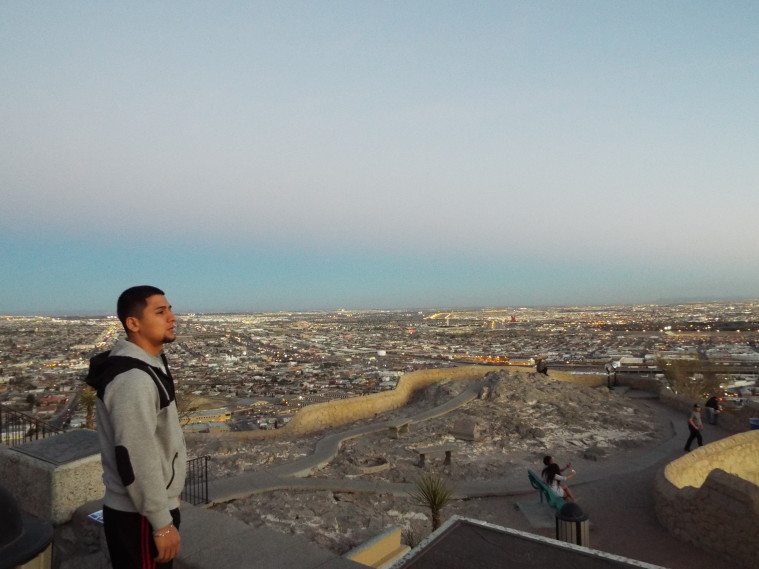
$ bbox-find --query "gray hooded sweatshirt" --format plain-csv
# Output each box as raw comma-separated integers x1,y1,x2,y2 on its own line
86,339,187,529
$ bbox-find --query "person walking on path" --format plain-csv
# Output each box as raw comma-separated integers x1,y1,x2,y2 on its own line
684,403,704,452
86,286,187,569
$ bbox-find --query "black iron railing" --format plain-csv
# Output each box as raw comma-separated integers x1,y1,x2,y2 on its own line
0,406,64,447
181,455,210,505
2,407,210,504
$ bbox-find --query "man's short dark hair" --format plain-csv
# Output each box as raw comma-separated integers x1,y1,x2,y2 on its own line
117,286,165,331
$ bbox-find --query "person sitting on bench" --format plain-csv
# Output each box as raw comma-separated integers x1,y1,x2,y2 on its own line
542,455,571,474
543,462,576,502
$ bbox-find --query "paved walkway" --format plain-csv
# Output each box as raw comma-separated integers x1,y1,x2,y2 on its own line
468,392,739,569
537,394,737,569
207,382,741,568
208,380,483,501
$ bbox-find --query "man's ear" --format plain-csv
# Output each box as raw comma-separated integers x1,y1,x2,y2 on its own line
125,316,140,334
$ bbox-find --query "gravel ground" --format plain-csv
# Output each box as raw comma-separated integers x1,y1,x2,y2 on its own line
207,372,669,554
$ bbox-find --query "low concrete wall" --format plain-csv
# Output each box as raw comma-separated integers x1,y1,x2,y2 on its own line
0,448,104,525
0,433,105,525
653,430,759,569
343,526,409,569
545,370,607,388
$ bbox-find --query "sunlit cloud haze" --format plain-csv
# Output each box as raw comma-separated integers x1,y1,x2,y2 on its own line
1,2,758,313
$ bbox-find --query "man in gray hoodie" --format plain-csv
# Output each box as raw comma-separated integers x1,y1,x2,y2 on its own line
87,286,187,569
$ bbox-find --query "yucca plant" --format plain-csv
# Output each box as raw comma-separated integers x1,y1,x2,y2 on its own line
410,472,454,530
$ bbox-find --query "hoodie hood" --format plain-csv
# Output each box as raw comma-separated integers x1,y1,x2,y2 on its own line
110,338,166,366
86,339,167,394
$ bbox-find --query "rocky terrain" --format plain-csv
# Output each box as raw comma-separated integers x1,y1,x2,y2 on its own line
199,371,668,554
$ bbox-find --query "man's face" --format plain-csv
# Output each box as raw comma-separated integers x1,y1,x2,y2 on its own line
127,294,176,352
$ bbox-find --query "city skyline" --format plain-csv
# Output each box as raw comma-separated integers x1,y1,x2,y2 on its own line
3,295,758,318
2,2,758,313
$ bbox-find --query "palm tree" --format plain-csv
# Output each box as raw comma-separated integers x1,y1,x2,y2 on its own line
80,387,97,429
409,472,454,531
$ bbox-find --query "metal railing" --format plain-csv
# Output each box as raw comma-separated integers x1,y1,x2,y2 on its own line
0,406,64,447
2,406,210,505
181,455,210,505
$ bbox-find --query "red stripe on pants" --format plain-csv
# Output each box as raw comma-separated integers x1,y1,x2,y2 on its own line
141,517,155,569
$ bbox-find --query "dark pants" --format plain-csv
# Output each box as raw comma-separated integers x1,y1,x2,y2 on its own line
684,426,703,451
103,506,181,569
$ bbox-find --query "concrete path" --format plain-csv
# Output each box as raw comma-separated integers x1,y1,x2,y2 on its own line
550,403,736,569
486,395,738,569
208,380,483,502
209,382,723,504
207,382,741,568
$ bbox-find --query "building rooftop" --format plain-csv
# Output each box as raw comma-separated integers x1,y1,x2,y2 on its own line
392,516,663,569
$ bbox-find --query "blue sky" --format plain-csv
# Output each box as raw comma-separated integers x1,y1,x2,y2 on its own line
1,2,758,313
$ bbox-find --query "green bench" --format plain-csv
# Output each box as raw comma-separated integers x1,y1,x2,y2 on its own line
527,469,565,510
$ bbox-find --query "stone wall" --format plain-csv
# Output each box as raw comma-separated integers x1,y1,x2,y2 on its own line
188,366,501,442
0,431,105,525
544,370,607,388
343,526,409,568
285,365,500,435
188,365,617,443
653,430,759,569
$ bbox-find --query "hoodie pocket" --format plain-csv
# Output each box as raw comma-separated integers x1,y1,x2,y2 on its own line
166,451,179,489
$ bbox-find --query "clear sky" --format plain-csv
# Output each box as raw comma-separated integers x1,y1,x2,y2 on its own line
1,1,757,314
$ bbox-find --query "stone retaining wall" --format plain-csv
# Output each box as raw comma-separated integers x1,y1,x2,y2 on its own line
653,430,759,569
187,365,614,443
196,366,501,443
544,370,607,388
285,365,501,435
0,431,105,525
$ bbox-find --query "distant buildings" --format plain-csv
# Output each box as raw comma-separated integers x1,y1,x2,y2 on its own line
2,301,758,429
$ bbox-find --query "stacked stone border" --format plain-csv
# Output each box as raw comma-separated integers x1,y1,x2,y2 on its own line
653,430,759,569
188,365,607,442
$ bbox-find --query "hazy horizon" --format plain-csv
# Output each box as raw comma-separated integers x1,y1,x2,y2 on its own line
2,2,758,313
3,296,757,319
